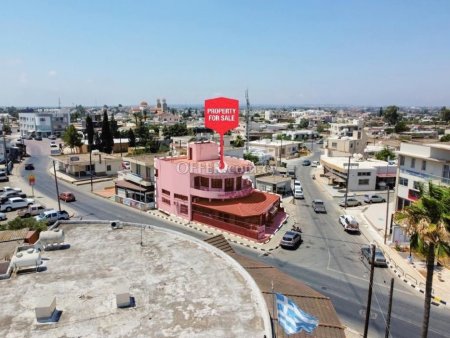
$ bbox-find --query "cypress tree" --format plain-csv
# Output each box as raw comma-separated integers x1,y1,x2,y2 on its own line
101,110,114,154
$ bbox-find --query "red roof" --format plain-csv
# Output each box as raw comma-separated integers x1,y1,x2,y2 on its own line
193,191,279,217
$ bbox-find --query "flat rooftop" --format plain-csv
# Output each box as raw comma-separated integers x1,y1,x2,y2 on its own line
321,156,396,170
0,223,269,337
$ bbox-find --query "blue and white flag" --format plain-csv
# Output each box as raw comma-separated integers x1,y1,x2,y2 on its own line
276,293,319,335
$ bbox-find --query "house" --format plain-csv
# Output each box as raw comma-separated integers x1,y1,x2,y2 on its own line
325,119,368,157
51,152,122,178
154,141,287,241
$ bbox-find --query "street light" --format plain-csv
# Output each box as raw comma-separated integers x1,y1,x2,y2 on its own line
378,181,390,244
344,155,352,209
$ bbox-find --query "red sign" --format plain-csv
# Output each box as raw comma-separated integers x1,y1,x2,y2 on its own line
204,97,239,169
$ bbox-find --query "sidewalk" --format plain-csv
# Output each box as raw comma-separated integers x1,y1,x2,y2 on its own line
348,202,449,308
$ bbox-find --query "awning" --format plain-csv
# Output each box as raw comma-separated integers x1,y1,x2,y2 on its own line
376,173,397,178
327,172,346,183
115,180,149,192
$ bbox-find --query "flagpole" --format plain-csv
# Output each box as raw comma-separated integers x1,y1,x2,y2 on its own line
272,280,277,338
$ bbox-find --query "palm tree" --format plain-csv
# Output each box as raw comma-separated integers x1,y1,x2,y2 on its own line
394,182,450,338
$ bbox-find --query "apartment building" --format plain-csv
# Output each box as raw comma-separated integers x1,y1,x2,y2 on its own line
325,119,368,157
395,143,450,210
19,109,70,138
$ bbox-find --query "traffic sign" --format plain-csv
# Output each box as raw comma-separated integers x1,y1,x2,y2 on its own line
28,174,36,186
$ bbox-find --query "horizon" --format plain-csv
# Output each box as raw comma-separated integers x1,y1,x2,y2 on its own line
2,1,450,107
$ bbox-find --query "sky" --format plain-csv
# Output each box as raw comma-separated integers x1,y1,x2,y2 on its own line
1,0,450,107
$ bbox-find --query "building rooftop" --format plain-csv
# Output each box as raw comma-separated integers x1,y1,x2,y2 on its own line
193,190,279,217
249,139,301,147
51,152,120,164
256,175,291,185
0,223,270,337
321,156,395,170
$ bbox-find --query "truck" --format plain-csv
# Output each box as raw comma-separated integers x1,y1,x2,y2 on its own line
17,204,47,218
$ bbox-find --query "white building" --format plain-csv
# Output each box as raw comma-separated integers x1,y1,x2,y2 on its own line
395,143,450,210
320,155,397,191
19,109,70,138
249,139,301,161
325,119,368,157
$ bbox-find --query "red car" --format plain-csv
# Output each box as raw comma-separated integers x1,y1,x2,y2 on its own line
59,192,76,202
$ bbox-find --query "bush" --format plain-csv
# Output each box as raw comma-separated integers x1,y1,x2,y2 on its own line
0,217,47,232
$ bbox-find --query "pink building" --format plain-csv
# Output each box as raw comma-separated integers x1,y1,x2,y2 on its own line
155,141,286,241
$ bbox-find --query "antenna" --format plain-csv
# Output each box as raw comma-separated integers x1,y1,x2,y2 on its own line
58,97,61,109
245,89,251,152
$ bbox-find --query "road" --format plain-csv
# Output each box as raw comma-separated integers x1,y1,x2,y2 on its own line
20,139,450,337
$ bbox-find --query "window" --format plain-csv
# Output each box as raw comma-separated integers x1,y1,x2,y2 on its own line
162,189,170,196
421,160,426,171
106,165,111,171
399,155,405,166
162,197,171,205
145,167,152,179
174,193,188,201
136,164,141,175
155,169,158,177
194,176,200,188
413,181,421,190
200,176,209,188
331,142,337,148
357,172,371,176
399,177,408,186
211,179,222,189
180,204,188,214
411,158,415,169
40,118,45,122
224,178,234,192
358,179,370,185
236,176,242,190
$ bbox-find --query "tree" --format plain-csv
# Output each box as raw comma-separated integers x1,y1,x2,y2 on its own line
440,134,450,142
394,120,410,133
101,111,114,154
394,183,450,338
62,125,83,153
128,129,136,147
375,147,396,161
298,118,309,129
109,114,120,138
244,152,259,164
233,135,245,147
133,111,141,126
85,115,94,147
162,123,188,137
0,216,47,232
383,105,400,125
378,107,384,117
440,106,450,123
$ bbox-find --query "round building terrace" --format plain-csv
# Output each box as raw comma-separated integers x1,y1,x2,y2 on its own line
0,223,271,337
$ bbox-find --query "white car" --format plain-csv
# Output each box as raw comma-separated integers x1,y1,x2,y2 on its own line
364,194,386,204
0,186,22,194
311,161,320,167
339,197,362,207
339,214,360,232
293,187,304,199
0,212,6,221
293,180,302,189
0,197,34,212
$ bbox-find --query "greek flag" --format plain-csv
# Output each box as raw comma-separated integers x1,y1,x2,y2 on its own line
276,293,319,334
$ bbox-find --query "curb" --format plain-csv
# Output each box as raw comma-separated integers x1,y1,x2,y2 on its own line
146,210,281,253
386,259,449,308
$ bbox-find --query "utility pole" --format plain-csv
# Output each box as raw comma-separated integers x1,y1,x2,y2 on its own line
89,146,93,192
344,155,351,209
53,160,61,212
363,244,377,338
2,135,8,175
384,157,390,244
385,278,395,338
245,89,251,153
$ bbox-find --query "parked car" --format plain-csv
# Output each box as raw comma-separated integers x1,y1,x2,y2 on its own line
339,197,362,207
27,135,34,140
0,170,9,182
59,192,76,202
339,214,360,233
48,134,57,140
0,191,27,200
312,199,327,213
25,163,35,170
361,246,388,267
364,194,386,204
0,197,34,212
0,212,6,221
34,135,42,141
302,159,311,166
316,139,324,144
17,204,47,218
280,231,302,249
35,209,70,224
0,187,22,194
311,161,320,167
293,187,304,199
293,180,302,190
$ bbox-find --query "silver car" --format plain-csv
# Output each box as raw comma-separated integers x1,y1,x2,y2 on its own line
339,197,362,207
280,231,302,249
364,194,386,204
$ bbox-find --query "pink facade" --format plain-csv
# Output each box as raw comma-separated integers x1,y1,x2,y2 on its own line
155,141,286,241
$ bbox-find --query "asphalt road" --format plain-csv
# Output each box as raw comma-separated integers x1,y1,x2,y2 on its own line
21,139,450,337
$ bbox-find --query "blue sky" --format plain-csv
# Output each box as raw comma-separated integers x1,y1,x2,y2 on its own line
1,0,450,107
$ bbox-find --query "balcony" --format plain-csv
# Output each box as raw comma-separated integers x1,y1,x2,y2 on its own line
191,179,253,199
399,168,449,185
